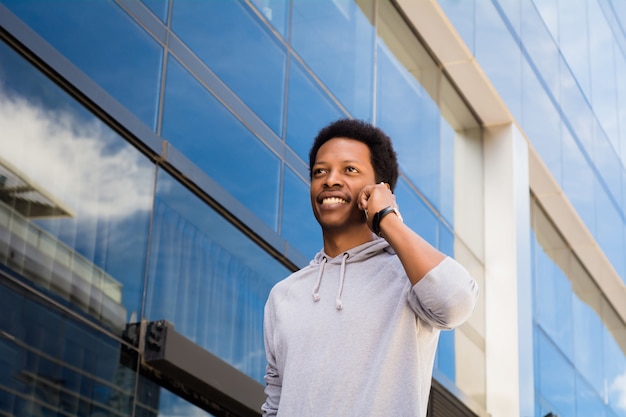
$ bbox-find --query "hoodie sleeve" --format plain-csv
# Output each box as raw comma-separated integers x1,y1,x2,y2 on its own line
407,256,479,329
262,293,281,416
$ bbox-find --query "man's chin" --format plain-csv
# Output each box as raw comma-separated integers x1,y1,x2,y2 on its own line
317,215,367,231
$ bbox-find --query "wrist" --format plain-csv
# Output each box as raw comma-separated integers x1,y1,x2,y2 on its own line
372,206,402,236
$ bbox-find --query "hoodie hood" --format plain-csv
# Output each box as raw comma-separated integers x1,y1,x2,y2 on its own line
310,238,393,310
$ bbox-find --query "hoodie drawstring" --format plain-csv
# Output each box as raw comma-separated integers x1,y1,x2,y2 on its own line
312,256,327,302
312,253,349,310
335,252,349,310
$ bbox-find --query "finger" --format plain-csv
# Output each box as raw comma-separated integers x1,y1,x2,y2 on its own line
358,185,374,210
366,183,395,213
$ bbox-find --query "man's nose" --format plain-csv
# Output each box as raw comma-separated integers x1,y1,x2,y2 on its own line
324,170,343,187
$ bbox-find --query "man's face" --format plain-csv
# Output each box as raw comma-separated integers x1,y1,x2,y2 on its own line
310,137,377,231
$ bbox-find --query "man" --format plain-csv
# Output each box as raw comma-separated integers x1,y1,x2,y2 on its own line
262,118,478,417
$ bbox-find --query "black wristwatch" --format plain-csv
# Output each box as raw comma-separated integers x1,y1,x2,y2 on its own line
372,206,402,237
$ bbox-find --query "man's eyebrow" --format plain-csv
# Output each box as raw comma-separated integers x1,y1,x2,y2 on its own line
313,159,363,165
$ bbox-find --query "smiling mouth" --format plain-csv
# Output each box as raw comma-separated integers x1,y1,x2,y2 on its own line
322,197,347,205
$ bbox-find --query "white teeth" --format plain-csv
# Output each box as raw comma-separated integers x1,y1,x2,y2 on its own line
322,197,347,205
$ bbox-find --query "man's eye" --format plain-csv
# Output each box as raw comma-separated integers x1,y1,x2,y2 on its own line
313,168,326,176
346,166,358,173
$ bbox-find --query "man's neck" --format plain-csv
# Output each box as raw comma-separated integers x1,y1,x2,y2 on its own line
322,225,374,258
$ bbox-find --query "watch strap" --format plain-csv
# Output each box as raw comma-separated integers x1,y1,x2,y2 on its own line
372,206,399,236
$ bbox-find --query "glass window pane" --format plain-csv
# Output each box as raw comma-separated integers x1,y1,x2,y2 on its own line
475,0,523,118
617,49,626,164
440,117,455,226
521,60,562,185
561,126,596,235
576,375,606,417
0,40,153,332
142,0,168,23
0,280,148,416
435,329,456,381
145,168,290,382
2,0,163,130
572,296,605,394
150,386,215,417
560,61,595,159
291,0,375,120
162,56,281,230
249,0,289,38
533,246,574,360
558,0,591,100
439,223,454,257
520,0,560,102
286,57,344,161
395,178,438,248
604,324,626,417
595,185,626,285
533,0,559,42
377,42,441,210
532,200,626,417
594,117,622,201
535,330,576,417
171,0,286,136
588,0,619,148
281,167,322,260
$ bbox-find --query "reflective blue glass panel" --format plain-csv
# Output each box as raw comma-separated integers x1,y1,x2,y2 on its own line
588,0,619,148
151,387,215,417
286,57,344,161
558,0,591,100
394,179,439,252
434,329,456,381
532,0,559,42
1,0,163,130
145,168,290,383
0,278,151,416
532,208,626,417
281,167,322,260
494,0,521,33
249,0,289,38
0,40,153,333
520,0,560,102
535,330,576,417
439,223,454,258
533,246,574,360
376,42,441,211
595,184,626,285
440,117,455,226
576,376,606,417
474,0,523,120
617,50,626,164
561,126,596,235
521,60,562,184
291,0,374,120
604,327,626,417
612,0,626,25
560,66,594,161
142,0,168,23
572,295,605,396
171,0,286,136
162,56,281,230
593,118,622,204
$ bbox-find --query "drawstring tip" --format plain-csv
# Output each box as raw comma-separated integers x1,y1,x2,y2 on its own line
335,299,343,310
312,294,320,302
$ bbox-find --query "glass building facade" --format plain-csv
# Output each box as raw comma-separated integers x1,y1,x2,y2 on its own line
0,1,624,417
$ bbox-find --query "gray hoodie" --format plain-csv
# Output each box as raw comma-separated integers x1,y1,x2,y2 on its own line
262,238,478,417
